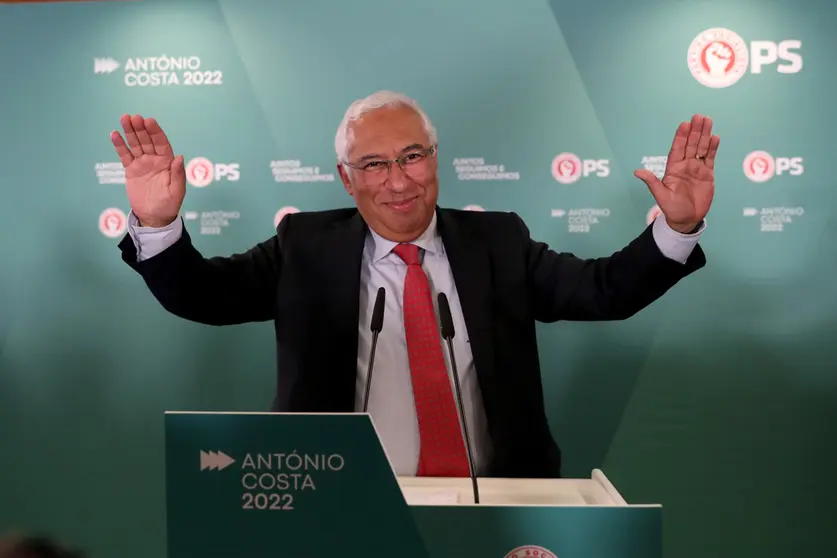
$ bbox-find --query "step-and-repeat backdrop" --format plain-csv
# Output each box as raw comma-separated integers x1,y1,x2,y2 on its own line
1,0,835,557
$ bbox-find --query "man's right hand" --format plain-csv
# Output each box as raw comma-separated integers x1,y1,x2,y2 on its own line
111,114,186,228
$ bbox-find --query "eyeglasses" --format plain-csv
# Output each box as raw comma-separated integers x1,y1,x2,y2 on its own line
343,145,437,186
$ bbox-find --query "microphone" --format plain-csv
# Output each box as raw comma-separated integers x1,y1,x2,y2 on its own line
362,287,386,413
437,292,480,504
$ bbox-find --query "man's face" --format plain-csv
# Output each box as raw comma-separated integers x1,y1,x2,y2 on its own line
338,105,438,242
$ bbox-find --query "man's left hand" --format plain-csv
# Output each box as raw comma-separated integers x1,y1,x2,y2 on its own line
634,114,720,234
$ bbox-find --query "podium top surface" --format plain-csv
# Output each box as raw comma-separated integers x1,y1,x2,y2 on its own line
397,469,644,507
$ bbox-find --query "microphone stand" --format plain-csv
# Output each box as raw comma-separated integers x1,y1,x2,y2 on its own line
362,329,380,413
444,334,480,504
362,287,386,413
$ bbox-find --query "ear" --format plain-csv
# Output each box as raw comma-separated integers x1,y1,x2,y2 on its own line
337,163,354,196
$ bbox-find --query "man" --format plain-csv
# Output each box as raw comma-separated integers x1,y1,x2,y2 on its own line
111,91,719,479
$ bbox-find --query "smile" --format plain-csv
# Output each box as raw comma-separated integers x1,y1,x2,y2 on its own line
385,197,418,212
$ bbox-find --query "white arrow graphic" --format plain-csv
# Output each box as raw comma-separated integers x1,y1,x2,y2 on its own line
200,450,236,471
93,57,120,74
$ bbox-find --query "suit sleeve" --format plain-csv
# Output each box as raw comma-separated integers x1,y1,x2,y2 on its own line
117,216,287,326
517,213,706,323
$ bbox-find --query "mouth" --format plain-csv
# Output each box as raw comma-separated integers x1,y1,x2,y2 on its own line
385,196,419,212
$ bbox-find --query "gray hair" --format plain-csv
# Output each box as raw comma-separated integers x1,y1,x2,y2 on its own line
334,90,438,162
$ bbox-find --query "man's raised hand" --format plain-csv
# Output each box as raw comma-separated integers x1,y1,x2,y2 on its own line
634,114,720,234
111,114,186,228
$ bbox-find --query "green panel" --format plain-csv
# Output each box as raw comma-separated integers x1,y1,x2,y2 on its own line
165,413,428,558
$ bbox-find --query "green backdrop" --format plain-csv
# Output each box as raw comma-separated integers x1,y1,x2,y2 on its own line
1,0,835,556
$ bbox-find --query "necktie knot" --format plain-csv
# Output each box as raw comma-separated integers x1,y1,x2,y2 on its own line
392,243,421,266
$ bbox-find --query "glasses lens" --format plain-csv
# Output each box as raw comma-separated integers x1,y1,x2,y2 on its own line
363,164,389,186
399,153,433,183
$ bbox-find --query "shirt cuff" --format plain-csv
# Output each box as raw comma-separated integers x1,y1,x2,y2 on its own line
651,214,705,264
127,211,184,262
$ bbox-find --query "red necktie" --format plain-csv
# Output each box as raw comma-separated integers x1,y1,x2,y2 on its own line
391,243,470,477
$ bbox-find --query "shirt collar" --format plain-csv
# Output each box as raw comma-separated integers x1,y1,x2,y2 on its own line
367,210,443,263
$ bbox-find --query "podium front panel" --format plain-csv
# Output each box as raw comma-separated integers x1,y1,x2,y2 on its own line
164,412,661,558
412,506,661,557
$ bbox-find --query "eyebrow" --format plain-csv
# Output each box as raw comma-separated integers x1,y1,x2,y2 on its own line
356,144,427,162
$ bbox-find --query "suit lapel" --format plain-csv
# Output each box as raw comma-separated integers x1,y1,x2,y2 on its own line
324,211,367,411
436,208,498,422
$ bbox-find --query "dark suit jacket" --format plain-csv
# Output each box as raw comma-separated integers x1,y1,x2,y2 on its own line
118,207,706,478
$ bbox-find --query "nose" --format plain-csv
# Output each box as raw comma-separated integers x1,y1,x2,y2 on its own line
385,162,409,192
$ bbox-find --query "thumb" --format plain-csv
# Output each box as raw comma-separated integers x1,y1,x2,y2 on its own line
170,155,186,190
634,169,668,202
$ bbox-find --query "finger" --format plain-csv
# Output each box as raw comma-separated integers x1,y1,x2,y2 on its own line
120,114,143,158
634,169,670,202
145,117,174,157
110,130,134,167
170,154,186,191
704,135,721,170
696,116,713,158
683,114,703,159
130,115,156,155
667,121,689,163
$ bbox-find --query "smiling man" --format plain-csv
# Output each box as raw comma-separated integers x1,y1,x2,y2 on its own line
112,90,718,479
336,103,440,241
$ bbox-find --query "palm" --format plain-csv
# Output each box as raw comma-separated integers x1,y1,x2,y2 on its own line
657,159,714,224
126,158,178,221
111,114,186,227
634,114,720,232
125,152,172,180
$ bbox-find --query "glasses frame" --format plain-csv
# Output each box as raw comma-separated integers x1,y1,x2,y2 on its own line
342,144,437,183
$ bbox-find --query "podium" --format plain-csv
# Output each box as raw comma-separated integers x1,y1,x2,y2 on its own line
164,411,661,558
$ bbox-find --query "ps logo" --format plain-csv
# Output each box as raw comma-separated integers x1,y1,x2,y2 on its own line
185,157,241,187
99,207,127,238
551,152,609,184
504,545,557,558
742,151,804,183
687,28,803,89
